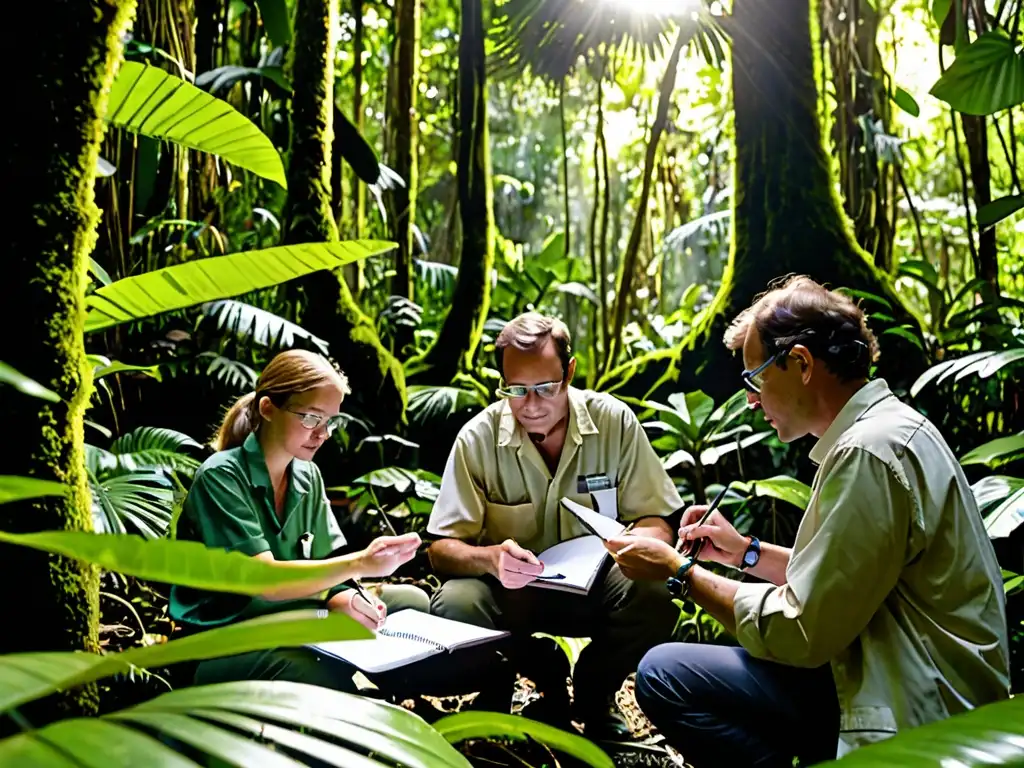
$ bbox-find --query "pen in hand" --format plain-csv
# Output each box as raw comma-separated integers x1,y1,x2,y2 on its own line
676,484,731,556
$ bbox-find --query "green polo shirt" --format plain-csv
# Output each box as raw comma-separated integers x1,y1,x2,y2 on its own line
169,432,349,628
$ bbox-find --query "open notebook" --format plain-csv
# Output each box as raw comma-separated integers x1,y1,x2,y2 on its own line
310,609,509,674
530,498,626,596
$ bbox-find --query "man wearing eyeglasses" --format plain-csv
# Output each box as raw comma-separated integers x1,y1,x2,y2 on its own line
425,311,683,739
605,276,1009,766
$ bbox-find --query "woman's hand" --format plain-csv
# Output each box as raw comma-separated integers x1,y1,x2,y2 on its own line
356,532,421,579
327,589,386,631
604,535,684,581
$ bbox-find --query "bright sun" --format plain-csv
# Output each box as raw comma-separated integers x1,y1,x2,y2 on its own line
602,0,697,14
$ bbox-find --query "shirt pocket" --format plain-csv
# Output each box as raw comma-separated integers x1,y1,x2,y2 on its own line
483,501,537,545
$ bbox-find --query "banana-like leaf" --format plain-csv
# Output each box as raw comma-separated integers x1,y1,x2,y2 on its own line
0,476,68,505
0,530,347,594
0,361,60,402
960,433,1024,468
732,476,814,511
407,386,484,425
87,353,162,382
254,0,292,49
0,611,369,717
977,194,1024,231
434,711,615,768
202,299,329,354
929,29,1024,115
106,61,287,188
821,696,1024,765
84,240,396,333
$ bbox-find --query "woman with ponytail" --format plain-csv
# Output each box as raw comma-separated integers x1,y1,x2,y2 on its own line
169,349,430,691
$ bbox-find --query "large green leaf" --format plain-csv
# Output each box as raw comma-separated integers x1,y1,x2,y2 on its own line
972,475,1024,511
254,0,292,48
0,530,346,593
0,611,369,715
407,386,484,425
977,194,1024,231
109,426,204,474
733,476,813,511
107,61,287,188
84,240,396,333
960,433,1024,467
822,696,1024,765
0,361,60,402
87,354,163,382
434,712,614,768
202,299,329,354
929,30,1024,115
0,476,68,505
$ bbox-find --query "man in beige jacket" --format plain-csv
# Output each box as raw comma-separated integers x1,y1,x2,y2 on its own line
608,276,1010,766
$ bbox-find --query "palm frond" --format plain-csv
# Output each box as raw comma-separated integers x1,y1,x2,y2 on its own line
199,352,260,391
202,299,329,354
109,427,204,475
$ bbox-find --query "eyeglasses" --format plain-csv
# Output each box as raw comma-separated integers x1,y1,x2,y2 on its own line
286,409,345,435
740,350,787,394
496,380,564,399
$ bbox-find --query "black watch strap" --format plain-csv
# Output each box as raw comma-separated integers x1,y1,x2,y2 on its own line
666,558,696,598
739,536,761,570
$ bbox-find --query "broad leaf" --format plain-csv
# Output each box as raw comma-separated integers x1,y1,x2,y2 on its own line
84,240,396,333
349,467,418,494
335,106,384,185
107,61,287,188
0,361,59,402
972,475,1024,511
0,476,68,505
87,354,162,382
910,351,994,397
0,611,370,715
0,530,348,594
892,87,920,117
87,464,175,539
0,719,193,767
254,0,292,48
434,711,614,768
202,299,329,354
733,476,813,511
984,488,1024,539
407,386,483,424
699,431,772,466
129,681,470,768
977,194,1024,231
196,64,289,95
929,30,1024,115
662,449,696,471
960,433,1024,467
821,696,1024,765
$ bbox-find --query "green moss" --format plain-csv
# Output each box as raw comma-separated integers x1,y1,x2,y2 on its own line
283,0,407,431
598,0,926,404
0,0,137,723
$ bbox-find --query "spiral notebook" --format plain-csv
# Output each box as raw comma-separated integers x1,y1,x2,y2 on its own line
310,609,510,674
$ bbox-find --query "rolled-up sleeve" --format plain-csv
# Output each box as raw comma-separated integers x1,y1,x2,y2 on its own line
734,446,916,668
427,432,487,541
616,406,684,522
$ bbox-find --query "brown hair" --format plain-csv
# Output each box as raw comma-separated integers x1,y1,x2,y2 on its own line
494,311,573,380
724,275,880,382
215,350,351,451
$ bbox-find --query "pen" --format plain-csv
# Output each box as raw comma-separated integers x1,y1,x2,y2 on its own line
676,484,731,556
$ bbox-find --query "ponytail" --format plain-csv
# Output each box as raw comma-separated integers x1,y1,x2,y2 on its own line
212,350,351,452
215,392,258,451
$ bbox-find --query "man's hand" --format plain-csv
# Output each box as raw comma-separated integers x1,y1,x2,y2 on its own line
679,504,749,568
327,589,386,631
605,535,683,581
492,539,544,589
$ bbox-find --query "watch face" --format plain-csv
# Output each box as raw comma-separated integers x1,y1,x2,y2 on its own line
743,549,758,567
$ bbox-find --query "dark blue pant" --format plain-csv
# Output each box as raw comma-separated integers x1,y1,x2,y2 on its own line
636,643,839,767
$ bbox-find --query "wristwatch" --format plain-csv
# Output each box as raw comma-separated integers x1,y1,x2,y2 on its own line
739,536,761,570
666,557,696,599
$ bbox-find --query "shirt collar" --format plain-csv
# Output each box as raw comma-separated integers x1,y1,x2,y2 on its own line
497,386,599,448
809,378,895,465
241,431,311,495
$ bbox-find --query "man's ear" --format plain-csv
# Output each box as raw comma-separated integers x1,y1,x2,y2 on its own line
566,357,577,385
790,344,814,383
257,395,275,422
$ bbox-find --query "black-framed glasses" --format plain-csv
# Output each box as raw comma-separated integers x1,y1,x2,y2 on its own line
740,350,786,394
286,409,345,435
496,380,564,400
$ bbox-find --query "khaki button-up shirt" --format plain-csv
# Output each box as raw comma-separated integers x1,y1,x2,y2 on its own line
427,387,684,554
733,379,1010,756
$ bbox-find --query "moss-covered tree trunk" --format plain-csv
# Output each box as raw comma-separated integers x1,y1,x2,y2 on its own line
407,0,494,384
284,0,406,432
599,0,926,404
0,0,136,721
387,0,420,302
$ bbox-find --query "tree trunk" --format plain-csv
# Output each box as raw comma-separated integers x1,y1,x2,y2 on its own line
406,0,494,384
343,0,366,295
604,28,687,373
961,113,1000,294
284,0,406,432
387,0,420,301
598,0,926,404
1,0,136,722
